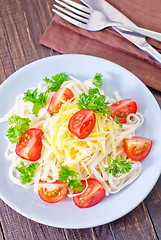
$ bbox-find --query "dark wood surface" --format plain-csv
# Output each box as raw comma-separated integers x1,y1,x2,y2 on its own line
0,1,161,239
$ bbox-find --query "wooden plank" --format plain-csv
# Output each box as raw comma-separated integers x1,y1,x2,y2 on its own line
145,176,161,238
146,89,161,239
93,224,114,240
0,16,15,84
93,204,158,240
1,0,32,71
109,203,157,240
21,0,55,58
64,228,94,240
0,0,53,83
0,222,5,240
25,221,67,240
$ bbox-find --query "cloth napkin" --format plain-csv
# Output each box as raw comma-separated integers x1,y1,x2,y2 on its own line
40,0,161,92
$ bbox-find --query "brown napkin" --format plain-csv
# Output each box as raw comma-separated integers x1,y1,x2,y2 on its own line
40,0,161,92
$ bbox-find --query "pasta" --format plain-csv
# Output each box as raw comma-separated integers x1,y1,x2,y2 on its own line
1,75,143,197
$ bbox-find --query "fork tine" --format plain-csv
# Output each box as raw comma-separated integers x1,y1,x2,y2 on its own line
61,0,91,13
53,4,88,23
52,8,88,30
55,0,90,18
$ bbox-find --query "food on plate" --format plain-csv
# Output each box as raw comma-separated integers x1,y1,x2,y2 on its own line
73,178,106,208
15,128,44,161
124,137,152,161
47,87,74,114
0,73,152,208
68,109,96,139
109,99,137,123
38,180,68,203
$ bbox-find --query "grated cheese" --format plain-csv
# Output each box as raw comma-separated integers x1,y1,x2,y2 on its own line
43,100,120,171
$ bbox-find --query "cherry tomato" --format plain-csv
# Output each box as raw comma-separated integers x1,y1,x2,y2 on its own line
68,109,96,139
73,178,106,208
15,128,43,161
38,180,68,203
47,87,74,115
124,136,152,161
109,99,137,123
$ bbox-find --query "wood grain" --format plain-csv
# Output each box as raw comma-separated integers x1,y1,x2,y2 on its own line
93,202,158,240
0,0,161,239
145,176,161,238
0,223,5,240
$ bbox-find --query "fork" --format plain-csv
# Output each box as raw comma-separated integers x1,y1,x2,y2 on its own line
52,0,161,42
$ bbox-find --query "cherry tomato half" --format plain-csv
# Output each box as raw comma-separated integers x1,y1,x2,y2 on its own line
73,178,106,208
124,136,152,161
68,109,96,139
109,99,137,123
47,87,74,115
15,128,43,161
38,180,68,203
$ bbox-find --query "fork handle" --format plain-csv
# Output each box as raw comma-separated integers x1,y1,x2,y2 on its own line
114,24,161,42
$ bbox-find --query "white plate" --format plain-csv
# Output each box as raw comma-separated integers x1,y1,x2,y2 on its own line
0,54,161,229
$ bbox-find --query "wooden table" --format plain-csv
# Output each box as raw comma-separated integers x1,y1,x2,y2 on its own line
0,1,161,239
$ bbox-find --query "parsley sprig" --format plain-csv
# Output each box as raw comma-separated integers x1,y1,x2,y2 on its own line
23,88,48,117
23,73,69,117
105,155,133,176
43,73,69,93
77,88,111,117
93,73,103,88
6,114,31,144
16,161,40,184
58,165,83,191
113,115,122,128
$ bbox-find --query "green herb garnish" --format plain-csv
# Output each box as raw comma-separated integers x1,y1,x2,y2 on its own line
58,165,83,191
43,73,69,93
23,88,48,117
77,88,111,116
6,114,31,144
93,73,103,88
113,115,122,128
16,161,40,184
105,155,133,176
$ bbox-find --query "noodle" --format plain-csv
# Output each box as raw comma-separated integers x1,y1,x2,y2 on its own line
0,75,143,196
